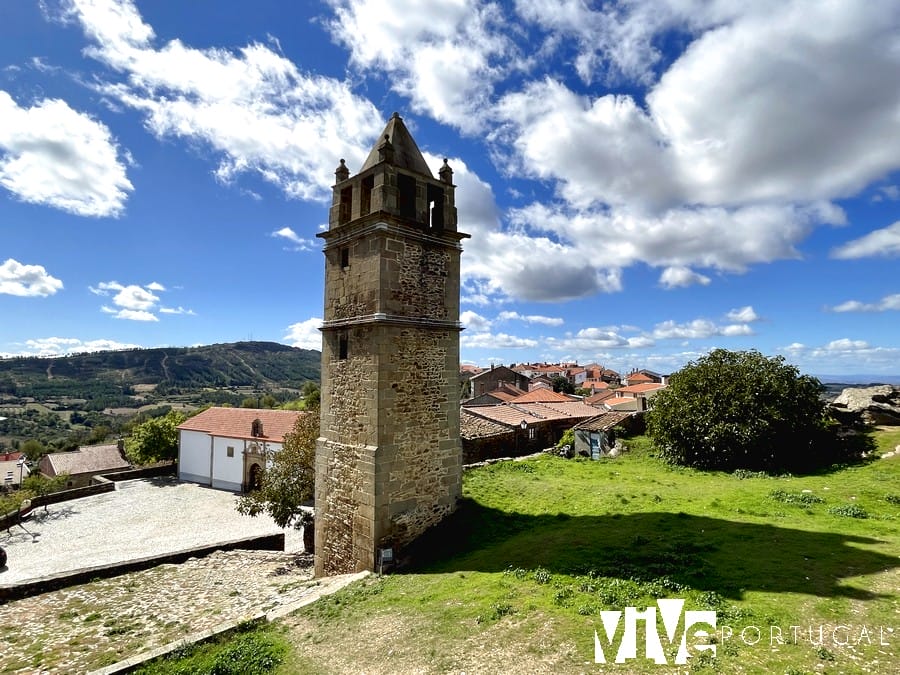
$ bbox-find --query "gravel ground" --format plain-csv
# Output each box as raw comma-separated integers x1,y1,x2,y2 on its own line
0,477,303,585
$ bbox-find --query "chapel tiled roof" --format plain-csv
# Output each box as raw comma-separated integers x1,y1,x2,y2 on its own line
177,407,305,443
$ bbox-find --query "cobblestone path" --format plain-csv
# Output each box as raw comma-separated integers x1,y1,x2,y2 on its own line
0,550,317,674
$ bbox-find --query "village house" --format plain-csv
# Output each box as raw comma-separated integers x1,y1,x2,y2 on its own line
460,388,601,461
39,441,131,488
1,452,29,489
467,365,531,399
177,407,303,492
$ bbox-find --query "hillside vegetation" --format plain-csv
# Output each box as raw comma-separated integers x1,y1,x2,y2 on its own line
0,342,320,451
0,341,319,396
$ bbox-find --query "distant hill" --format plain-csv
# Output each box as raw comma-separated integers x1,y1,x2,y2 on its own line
0,341,320,398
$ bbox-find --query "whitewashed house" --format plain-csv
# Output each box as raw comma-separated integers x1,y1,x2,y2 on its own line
177,407,304,492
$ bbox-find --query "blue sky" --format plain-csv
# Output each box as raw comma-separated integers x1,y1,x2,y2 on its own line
1,0,899,378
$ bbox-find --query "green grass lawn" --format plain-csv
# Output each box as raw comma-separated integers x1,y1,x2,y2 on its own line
157,430,900,674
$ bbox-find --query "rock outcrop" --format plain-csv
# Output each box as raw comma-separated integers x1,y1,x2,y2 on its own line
829,385,900,427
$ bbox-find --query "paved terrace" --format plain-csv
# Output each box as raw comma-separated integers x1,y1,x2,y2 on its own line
0,478,327,674
1,477,303,585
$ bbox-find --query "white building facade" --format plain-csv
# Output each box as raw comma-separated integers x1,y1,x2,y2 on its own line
177,407,303,492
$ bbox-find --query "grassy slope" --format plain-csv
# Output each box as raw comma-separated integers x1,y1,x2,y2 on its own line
276,430,900,674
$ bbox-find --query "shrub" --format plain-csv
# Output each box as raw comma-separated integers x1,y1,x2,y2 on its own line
828,504,868,519
769,489,824,505
646,349,849,472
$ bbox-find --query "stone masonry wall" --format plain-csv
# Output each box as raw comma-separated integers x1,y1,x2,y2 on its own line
377,326,461,548
385,240,450,320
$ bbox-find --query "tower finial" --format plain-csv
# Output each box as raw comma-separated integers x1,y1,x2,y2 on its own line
335,158,349,182
439,158,453,184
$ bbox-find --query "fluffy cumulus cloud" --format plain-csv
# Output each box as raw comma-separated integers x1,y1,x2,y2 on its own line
831,221,900,259
659,266,711,289
496,311,564,326
4,336,141,357
89,279,191,321
783,338,900,373
272,227,316,252
0,91,132,216
0,258,64,297
460,331,538,350
284,317,322,351
327,0,899,305
830,294,900,313
65,0,382,201
326,0,514,132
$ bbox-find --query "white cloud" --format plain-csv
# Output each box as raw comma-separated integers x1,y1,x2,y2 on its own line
831,221,900,259
497,311,564,326
460,310,492,331
0,258,64,297
874,185,900,201
284,317,322,351
112,284,158,310
67,0,382,202
830,294,900,313
90,278,190,321
7,336,142,357
272,227,315,252
726,306,760,323
659,266,711,289
0,91,132,216
466,1,899,301
652,319,753,340
159,306,196,315
326,0,514,132
781,337,900,374
114,308,157,322
460,331,539,349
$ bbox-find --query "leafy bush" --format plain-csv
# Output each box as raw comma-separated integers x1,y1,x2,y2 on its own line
769,489,824,505
828,504,868,519
646,349,849,472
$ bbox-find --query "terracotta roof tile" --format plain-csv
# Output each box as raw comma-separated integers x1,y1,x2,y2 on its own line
177,407,305,443
510,389,573,403
617,383,666,394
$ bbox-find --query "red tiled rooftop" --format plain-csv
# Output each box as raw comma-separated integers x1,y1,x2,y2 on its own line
617,382,666,394
510,389,573,403
177,407,305,443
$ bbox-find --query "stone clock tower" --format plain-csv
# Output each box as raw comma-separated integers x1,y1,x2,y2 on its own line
314,113,469,576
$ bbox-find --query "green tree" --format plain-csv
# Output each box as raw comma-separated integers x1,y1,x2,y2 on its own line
551,375,575,394
124,410,186,464
236,407,318,530
301,381,320,409
646,349,838,472
20,439,45,461
22,472,69,501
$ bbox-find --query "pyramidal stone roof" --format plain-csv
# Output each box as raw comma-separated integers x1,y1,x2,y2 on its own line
359,112,434,178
